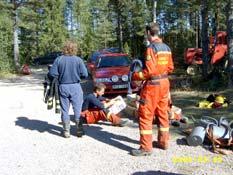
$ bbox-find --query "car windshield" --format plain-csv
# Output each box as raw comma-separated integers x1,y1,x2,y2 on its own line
97,56,130,68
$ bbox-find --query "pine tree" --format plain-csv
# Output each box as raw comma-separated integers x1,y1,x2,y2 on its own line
18,1,43,64
91,0,116,49
39,0,68,53
73,0,95,55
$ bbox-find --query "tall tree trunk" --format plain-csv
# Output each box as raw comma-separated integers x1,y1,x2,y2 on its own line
227,0,233,87
12,2,20,71
116,3,123,52
195,12,200,48
194,10,200,48
153,0,157,23
201,0,209,79
212,0,219,46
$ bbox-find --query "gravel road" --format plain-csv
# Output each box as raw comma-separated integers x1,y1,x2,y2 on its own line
0,66,232,175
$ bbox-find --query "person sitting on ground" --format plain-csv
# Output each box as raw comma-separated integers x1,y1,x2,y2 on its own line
80,83,128,129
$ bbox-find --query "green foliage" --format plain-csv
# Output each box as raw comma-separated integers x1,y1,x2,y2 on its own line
74,0,116,56
0,6,14,73
0,0,230,80
39,0,68,53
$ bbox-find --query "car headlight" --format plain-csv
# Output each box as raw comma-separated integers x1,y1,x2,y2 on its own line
111,75,119,82
121,75,128,82
95,78,111,83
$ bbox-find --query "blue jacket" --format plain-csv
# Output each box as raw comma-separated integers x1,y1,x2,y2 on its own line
49,55,88,84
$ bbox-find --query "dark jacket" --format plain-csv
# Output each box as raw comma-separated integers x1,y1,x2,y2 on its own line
43,76,60,113
48,55,88,84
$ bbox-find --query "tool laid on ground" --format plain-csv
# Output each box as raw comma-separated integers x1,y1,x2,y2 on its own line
187,116,218,146
187,116,233,154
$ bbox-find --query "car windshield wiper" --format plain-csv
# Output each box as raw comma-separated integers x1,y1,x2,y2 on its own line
98,64,129,68
118,65,129,67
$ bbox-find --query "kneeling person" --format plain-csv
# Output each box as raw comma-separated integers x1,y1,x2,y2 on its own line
81,83,127,127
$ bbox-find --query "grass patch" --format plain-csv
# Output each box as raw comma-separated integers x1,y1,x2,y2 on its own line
172,89,233,123
0,71,18,79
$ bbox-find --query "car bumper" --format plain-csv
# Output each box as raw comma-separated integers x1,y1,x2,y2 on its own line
103,83,139,94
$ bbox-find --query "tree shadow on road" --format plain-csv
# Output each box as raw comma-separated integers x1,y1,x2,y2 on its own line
15,116,62,137
83,125,139,152
132,170,185,175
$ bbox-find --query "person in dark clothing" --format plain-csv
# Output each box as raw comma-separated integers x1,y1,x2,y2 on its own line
80,83,128,127
49,40,88,138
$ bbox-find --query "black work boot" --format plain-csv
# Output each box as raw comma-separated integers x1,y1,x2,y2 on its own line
153,141,168,150
131,149,152,156
62,122,70,138
76,119,85,137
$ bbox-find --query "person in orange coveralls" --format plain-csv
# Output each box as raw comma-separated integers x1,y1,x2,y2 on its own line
131,22,174,156
80,83,128,132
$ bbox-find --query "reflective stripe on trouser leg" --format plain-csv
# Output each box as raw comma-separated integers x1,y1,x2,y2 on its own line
140,130,153,134
138,82,162,151
157,100,170,148
156,80,170,148
138,88,156,151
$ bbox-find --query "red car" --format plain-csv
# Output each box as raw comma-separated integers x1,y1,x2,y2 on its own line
88,52,138,94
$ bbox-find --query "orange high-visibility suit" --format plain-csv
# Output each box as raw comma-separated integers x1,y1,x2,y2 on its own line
132,38,174,151
81,109,121,125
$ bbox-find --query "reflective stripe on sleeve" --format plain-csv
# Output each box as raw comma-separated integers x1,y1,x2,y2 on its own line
146,55,152,61
139,72,145,80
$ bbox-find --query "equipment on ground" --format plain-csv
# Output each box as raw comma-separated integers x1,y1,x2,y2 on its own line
198,94,230,109
184,31,227,75
187,116,233,151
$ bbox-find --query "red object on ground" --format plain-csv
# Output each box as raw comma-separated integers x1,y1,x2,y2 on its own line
21,64,31,75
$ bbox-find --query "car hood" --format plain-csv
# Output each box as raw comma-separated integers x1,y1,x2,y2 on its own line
94,66,130,77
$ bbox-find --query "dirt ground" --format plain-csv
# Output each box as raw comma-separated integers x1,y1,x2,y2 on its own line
0,66,232,175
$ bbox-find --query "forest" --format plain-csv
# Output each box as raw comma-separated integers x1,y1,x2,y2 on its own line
1,0,233,87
